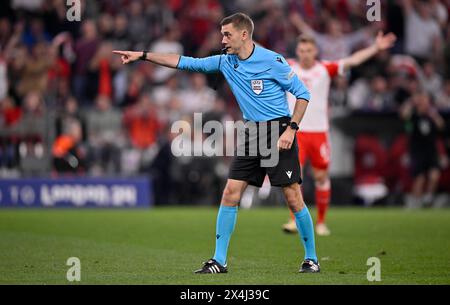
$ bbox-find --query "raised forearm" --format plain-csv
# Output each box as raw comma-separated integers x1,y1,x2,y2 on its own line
290,12,314,35
343,44,378,70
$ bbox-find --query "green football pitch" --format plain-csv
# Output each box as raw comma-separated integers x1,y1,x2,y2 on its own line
0,207,449,285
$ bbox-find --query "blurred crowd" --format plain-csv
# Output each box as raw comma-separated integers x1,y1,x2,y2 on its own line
0,0,449,205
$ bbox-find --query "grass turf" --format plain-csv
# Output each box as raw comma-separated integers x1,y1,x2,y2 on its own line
0,207,449,284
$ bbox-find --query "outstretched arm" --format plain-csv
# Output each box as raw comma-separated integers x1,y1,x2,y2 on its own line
112,50,180,68
341,32,397,71
112,50,221,73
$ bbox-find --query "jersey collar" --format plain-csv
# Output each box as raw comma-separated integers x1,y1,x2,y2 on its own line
238,43,256,61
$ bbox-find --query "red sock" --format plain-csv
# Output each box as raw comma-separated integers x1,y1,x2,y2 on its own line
316,187,330,224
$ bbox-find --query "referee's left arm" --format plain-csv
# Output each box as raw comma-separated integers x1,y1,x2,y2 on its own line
272,55,310,125
278,97,308,150
290,98,309,127
272,55,310,150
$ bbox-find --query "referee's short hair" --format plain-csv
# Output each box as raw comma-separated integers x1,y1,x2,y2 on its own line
221,13,254,38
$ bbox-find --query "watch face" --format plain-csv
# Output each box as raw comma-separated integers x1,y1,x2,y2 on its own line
290,122,299,130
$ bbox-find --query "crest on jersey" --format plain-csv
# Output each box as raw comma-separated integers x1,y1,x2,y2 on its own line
251,80,263,95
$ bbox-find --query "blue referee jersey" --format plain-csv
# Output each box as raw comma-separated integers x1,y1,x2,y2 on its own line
177,44,310,122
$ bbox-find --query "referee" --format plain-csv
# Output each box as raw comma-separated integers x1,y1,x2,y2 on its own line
113,13,320,274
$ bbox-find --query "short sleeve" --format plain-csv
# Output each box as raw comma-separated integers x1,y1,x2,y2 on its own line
272,55,310,101
322,60,345,77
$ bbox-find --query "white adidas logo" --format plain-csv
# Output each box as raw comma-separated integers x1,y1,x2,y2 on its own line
286,171,292,178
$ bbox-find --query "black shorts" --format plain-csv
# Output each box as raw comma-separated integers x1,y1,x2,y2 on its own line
410,149,439,177
228,116,302,187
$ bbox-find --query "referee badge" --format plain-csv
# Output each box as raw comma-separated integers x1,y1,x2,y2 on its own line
251,79,263,95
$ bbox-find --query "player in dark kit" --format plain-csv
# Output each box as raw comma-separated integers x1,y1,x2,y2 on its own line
113,13,320,273
400,92,445,208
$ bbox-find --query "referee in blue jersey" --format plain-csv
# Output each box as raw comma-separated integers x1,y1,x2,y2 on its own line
113,13,320,274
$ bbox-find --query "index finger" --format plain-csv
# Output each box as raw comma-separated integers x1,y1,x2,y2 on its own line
112,50,127,55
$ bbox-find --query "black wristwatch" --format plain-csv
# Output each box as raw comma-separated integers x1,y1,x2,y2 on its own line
289,121,299,131
140,50,148,61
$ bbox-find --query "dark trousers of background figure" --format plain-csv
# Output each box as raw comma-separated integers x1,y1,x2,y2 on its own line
88,143,122,175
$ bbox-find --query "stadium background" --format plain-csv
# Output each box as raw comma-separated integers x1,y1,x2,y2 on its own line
1,0,449,207
0,0,449,285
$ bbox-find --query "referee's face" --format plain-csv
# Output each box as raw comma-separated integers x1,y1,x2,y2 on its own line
221,23,246,55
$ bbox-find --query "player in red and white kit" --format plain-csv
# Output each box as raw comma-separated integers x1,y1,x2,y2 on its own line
283,32,396,235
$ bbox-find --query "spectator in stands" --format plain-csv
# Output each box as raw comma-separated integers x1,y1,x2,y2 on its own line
22,18,51,48
386,54,422,107
348,75,395,112
16,41,51,98
123,94,160,147
196,30,222,58
143,0,176,44
430,0,448,29
150,23,183,84
329,76,349,112
418,60,443,100
123,94,161,174
123,68,146,107
89,41,118,99
111,14,131,51
0,96,21,128
400,92,446,208
182,0,223,54
97,13,115,41
6,33,26,98
402,0,443,64
126,1,150,50
73,20,99,105
435,78,450,111
86,94,124,175
443,23,450,78
14,91,46,140
0,96,21,170
179,73,216,114
0,18,12,50
366,75,395,112
253,2,291,54
47,33,73,107
289,12,374,60
52,119,86,174
55,96,85,140
151,74,183,124
10,91,47,171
